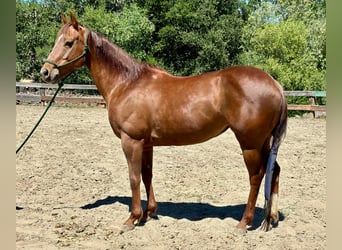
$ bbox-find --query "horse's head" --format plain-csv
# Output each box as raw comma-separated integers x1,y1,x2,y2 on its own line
40,12,88,84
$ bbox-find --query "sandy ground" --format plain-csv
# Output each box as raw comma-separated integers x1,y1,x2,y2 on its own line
16,104,326,249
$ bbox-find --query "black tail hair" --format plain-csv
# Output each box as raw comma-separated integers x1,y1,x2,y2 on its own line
264,93,287,201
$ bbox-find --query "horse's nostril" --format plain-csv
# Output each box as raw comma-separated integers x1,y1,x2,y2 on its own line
43,68,49,76
40,67,50,80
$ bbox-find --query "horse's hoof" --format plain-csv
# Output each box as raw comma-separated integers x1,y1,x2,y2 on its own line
142,212,158,222
260,219,272,232
234,226,247,235
119,224,135,234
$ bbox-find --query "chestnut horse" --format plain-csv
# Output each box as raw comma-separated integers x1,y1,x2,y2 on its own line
40,13,287,232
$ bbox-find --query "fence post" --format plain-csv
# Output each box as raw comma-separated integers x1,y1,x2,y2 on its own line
40,88,46,98
308,97,315,118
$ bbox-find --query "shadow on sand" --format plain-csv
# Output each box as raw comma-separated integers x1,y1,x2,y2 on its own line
80,195,284,230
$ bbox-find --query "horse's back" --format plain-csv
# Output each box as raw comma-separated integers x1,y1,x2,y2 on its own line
220,66,282,94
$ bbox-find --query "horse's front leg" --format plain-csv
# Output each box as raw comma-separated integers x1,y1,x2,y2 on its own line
141,146,158,221
120,132,144,231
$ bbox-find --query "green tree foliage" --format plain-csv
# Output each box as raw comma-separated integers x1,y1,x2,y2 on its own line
16,1,57,80
239,0,326,91
81,4,155,62
16,0,81,82
16,0,326,94
153,0,243,75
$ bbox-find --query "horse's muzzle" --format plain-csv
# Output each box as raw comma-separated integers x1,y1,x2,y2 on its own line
40,66,60,83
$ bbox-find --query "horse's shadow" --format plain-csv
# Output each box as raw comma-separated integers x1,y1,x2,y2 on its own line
80,196,284,230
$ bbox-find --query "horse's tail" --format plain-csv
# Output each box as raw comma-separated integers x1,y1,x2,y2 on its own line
264,90,288,201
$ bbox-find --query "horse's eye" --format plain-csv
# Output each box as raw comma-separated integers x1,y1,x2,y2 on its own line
64,41,74,48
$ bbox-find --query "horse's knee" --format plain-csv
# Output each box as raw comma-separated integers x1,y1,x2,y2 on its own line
129,175,141,189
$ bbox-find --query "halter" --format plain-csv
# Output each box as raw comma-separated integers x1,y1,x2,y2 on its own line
44,28,89,69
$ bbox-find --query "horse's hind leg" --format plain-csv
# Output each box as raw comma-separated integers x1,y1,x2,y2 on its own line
141,146,158,221
271,161,280,223
237,147,266,232
261,161,280,231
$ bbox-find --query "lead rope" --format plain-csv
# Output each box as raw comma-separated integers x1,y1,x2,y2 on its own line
16,82,64,154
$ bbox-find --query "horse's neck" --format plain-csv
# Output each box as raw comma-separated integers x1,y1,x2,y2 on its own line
86,59,118,102
86,30,143,101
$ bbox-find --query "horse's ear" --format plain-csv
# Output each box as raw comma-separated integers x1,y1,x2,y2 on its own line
61,13,68,25
70,12,79,30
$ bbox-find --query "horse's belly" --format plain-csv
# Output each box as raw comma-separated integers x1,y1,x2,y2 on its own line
150,114,229,146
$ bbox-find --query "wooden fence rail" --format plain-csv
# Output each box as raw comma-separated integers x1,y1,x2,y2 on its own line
16,82,326,116
283,90,326,114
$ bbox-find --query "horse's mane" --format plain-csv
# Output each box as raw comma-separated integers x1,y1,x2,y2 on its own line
89,30,165,82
